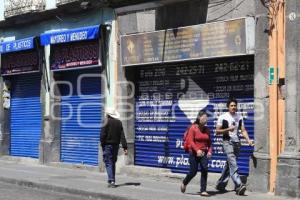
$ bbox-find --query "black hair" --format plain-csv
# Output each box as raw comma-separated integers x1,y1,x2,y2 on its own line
194,110,208,124
226,98,238,108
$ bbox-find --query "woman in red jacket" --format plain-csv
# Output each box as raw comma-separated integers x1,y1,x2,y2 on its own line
180,110,212,197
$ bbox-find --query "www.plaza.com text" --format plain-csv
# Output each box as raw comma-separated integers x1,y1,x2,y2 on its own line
157,155,226,168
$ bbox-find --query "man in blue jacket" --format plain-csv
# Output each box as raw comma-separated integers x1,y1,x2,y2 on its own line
101,108,128,188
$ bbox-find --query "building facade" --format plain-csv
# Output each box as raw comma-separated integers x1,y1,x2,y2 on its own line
276,0,300,197
117,0,256,183
116,0,298,198
0,0,116,166
0,0,298,198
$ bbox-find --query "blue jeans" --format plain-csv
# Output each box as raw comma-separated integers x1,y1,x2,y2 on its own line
216,141,242,189
183,153,208,192
103,144,119,183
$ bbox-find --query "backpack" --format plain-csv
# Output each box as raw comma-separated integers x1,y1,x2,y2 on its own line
182,125,193,152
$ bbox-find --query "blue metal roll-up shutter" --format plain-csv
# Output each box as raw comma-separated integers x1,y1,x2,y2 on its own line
59,68,102,166
10,73,42,158
134,56,254,175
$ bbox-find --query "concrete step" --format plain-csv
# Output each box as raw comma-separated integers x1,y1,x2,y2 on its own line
0,155,39,165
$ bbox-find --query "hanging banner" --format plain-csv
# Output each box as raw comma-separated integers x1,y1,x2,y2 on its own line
121,18,255,66
0,37,35,54
0,37,40,76
50,40,100,71
40,25,100,46
1,50,40,75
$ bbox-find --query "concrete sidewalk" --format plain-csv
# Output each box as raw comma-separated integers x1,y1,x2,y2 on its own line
0,158,293,200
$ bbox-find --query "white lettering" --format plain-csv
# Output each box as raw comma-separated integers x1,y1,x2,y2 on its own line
5,43,11,51
51,34,68,43
11,39,32,50
209,159,226,169
70,31,88,41
175,155,189,167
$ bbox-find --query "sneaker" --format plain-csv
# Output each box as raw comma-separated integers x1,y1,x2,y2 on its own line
215,185,226,192
108,182,117,188
180,183,186,193
236,184,246,195
200,191,210,197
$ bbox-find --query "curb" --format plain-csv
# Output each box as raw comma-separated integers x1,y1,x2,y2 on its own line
0,176,134,200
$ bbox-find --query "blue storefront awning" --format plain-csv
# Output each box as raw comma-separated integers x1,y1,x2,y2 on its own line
40,25,100,46
0,37,35,54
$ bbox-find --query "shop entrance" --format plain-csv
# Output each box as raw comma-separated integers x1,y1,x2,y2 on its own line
10,73,42,158
56,68,102,165
134,56,254,174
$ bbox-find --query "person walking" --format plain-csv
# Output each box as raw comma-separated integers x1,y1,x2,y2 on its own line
180,110,212,197
215,98,254,195
101,107,128,188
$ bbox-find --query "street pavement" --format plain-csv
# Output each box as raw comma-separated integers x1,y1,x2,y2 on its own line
0,158,295,200
0,182,104,200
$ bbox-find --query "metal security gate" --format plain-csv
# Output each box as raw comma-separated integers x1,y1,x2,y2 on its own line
59,68,102,165
134,56,254,174
10,74,42,158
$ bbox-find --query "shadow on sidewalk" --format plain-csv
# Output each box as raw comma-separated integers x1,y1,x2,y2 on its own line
186,189,232,197
115,182,141,187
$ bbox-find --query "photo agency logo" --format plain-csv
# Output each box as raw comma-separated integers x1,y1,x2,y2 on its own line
49,73,136,128
48,73,264,128
134,90,264,126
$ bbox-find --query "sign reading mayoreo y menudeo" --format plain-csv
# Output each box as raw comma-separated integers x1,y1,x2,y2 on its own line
120,18,255,66
40,25,100,71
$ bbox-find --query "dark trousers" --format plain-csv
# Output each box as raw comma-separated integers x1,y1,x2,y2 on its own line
103,144,119,183
183,153,209,192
